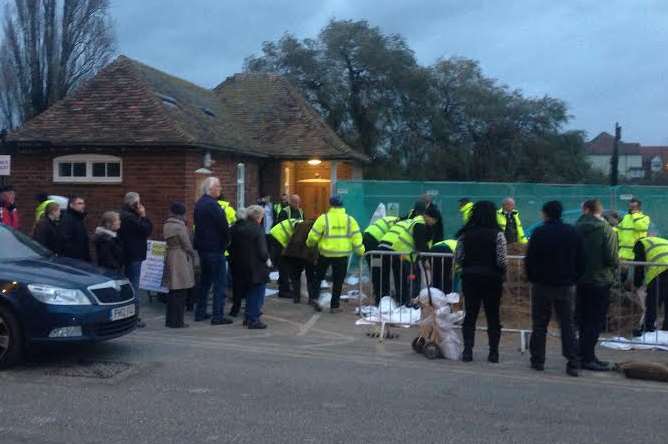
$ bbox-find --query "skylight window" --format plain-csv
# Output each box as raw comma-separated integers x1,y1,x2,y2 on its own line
157,93,179,109
201,107,216,117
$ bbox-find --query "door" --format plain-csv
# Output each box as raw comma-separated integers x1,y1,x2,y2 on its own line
297,180,330,219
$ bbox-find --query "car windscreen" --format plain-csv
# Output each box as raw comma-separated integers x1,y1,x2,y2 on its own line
0,224,51,260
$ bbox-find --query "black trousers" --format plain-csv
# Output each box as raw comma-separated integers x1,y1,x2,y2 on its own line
284,256,316,302
461,275,502,351
643,273,668,331
430,254,454,294
268,236,291,297
230,265,250,316
363,235,382,304
377,245,396,303
312,256,348,309
576,284,610,363
166,289,188,328
530,284,578,367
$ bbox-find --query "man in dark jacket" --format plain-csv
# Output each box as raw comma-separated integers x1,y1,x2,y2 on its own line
59,196,91,262
575,199,618,371
194,177,231,325
118,192,153,328
525,200,585,377
33,202,64,255
282,219,318,304
275,194,304,224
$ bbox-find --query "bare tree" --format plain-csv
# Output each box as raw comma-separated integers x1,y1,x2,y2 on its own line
0,0,115,128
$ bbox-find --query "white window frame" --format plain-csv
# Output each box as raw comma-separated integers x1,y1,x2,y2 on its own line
53,154,123,184
236,163,245,209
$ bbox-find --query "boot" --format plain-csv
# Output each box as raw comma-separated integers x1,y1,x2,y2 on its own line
462,327,474,362
488,328,501,364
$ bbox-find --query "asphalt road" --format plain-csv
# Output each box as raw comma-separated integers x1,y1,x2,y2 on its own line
2,296,668,444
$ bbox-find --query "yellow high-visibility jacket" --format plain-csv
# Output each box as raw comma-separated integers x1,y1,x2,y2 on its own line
217,200,237,225
306,207,364,257
496,209,528,244
460,202,473,224
269,218,298,248
619,211,650,260
364,216,399,242
638,237,668,286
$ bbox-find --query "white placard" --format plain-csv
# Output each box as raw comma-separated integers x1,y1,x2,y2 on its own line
0,155,10,176
619,194,634,201
139,240,168,293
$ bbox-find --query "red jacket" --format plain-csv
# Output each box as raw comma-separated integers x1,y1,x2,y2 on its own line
0,204,20,229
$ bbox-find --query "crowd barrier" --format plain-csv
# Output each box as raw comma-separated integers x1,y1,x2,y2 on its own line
355,250,668,352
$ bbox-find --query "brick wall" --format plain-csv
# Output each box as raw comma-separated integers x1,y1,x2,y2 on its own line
11,147,260,239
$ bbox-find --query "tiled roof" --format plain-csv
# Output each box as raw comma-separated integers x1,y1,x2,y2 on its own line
213,73,368,161
585,132,641,155
9,56,367,162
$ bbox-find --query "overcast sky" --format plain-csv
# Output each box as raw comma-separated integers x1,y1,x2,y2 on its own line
111,0,668,145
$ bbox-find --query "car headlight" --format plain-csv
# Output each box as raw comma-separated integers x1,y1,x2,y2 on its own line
27,284,91,305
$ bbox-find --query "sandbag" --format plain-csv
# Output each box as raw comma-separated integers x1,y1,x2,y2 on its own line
615,360,668,383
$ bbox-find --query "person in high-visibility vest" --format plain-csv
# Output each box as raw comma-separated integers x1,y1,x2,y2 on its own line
276,194,304,224
268,218,299,298
632,236,668,336
217,197,237,226
306,195,364,313
377,201,439,306
618,198,650,260
496,197,527,245
459,198,473,225
34,192,55,225
430,239,457,294
407,195,444,244
272,193,289,226
363,216,400,303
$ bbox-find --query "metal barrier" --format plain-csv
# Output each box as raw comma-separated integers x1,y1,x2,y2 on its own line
356,250,668,352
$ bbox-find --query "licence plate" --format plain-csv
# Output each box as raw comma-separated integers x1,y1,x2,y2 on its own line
110,304,136,321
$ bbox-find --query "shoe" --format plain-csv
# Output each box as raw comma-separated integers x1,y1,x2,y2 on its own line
462,348,473,362
594,358,610,368
194,314,211,322
211,318,233,325
330,307,342,314
247,321,268,330
278,293,292,299
582,361,611,372
314,304,322,312
566,365,579,377
488,350,499,364
178,324,190,329
136,319,146,328
531,362,545,371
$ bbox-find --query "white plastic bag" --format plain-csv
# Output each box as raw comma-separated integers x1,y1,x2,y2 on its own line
317,292,332,310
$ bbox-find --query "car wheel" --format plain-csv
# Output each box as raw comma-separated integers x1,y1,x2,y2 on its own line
0,305,23,370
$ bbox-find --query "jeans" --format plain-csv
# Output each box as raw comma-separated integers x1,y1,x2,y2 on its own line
312,256,348,309
576,284,610,363
196,252,227,321
245,284,266,323
462,275,502,352
530,284,578,367
125,261,143,316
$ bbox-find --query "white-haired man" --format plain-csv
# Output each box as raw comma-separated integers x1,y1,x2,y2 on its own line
119,191,153,328
497,197,527,245
193,177,232,325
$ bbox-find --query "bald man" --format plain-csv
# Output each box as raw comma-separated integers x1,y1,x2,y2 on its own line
497,197,527,244
276,194,304,223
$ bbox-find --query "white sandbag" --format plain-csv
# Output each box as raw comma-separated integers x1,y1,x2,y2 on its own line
378,296,397,314
416,287,460,308
357,296,421,325
269,271,279,281
320,280,330,289
265,288,278,297
345,275,360,286
601,330,668,352
434,306,464,359
300,271,309,300
317,292,332,309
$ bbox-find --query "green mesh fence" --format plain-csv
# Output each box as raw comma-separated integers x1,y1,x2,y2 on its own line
336,180,668,240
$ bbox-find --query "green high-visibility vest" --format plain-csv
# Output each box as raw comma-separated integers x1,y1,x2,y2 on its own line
639,237,668,286
364,216,399,242
432,239,458,252
270,218,298,248
380,216,425,255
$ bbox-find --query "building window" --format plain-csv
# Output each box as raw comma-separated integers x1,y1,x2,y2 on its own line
236,163,245,209
53,154,122,183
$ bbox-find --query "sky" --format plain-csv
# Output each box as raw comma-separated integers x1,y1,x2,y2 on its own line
111,0,668,145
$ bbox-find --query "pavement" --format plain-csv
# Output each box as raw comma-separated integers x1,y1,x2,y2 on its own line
1,293,668,444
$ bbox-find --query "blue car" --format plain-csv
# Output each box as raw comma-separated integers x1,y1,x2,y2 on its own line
0,224,137,369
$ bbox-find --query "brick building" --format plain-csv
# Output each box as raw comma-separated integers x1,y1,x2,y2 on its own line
4,56,367,234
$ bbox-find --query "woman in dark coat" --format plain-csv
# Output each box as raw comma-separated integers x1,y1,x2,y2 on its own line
162,202,195,328
33,202,64,255
93,211,124,273
454,201,507,364
228,205,270,329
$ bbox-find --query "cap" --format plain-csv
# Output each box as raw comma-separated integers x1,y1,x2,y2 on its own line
329,195,343,207
169,201,186,216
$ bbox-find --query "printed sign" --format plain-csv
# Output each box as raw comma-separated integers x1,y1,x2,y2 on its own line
386,202,400,217
619,194,634,201
139,240,168,293
425,189,439,196
0,155,10,176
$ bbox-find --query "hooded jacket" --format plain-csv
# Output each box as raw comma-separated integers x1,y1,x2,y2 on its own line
60,208,91,262
93,227,124,272
575,214,619,286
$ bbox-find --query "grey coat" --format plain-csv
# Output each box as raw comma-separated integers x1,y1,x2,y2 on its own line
163,217,195,290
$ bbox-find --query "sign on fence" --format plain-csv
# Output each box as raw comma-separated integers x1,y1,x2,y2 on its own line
139,240,168,293
0,155,10,176
386,202,400,217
